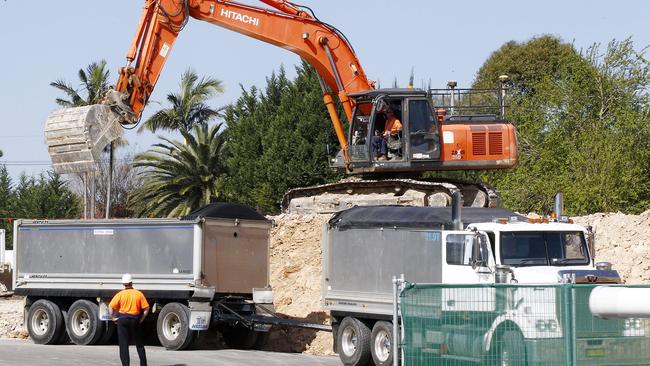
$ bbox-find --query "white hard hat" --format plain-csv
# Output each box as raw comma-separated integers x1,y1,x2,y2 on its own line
121,273,133,284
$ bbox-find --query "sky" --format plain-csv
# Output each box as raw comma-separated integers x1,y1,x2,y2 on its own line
0,0,648,180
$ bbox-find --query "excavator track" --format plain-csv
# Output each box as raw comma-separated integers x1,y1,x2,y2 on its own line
282,178,500,214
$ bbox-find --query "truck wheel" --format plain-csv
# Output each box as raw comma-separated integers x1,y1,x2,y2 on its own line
157,302,196,350
221,324,258,350
337,317,371,366
499,330,527,366
371,321,393,366
66,300,105,345
27,299,64,345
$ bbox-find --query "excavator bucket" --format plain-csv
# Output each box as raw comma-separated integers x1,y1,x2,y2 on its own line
44,105,123,174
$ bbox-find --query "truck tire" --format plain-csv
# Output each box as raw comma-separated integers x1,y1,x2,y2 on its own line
66,299,105,345
337,317,372,366
499,330,527,366
58,309,70,344
221,324,258,350
371,321,393,366
27,299,64,345
157,302,196,350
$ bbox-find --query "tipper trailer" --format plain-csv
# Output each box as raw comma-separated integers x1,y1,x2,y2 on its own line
321,196,648,366
13,203,327,350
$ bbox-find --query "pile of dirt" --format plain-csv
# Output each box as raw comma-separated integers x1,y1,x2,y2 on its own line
574,210,650,283
0,297,27,339
263,213,333,355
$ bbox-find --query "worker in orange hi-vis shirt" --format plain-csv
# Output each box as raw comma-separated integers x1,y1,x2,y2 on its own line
110,273,150,366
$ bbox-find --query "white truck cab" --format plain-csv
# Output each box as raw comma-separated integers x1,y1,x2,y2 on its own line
467,219,600,284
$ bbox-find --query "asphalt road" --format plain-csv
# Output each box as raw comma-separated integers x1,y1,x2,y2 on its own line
0,339,341,366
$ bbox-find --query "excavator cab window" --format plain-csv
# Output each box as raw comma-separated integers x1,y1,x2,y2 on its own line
408,99,440,160
348,102,373,162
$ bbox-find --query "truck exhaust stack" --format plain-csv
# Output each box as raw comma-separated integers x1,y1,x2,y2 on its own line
44,105,123,174
452,191,463,230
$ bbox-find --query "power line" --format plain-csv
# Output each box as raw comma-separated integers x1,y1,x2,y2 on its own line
1,158,137,167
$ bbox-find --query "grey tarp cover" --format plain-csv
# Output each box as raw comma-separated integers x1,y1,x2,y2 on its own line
183,202,268,221
328,205,525,229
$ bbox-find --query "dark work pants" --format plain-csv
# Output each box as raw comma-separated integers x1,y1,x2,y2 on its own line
371,135,387,157
117,318,147,366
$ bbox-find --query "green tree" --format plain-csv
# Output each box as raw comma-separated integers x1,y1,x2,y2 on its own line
12,172,81,219
222,62,341,213
2,171,81,248
129,123,227,217
468,36,649,214
138,69,224,134
0,166,13,246
50,60,111,106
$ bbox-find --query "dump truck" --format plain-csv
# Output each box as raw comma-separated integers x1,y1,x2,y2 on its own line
321,194,648,366
12,203,326,349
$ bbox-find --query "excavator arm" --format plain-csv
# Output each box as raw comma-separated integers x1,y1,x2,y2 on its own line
45,0,373,174
116,0,373,150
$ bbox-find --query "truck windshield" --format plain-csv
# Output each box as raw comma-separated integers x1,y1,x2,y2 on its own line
500,232,589,267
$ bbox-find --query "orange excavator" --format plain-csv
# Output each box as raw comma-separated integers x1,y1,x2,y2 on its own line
44,0,518,212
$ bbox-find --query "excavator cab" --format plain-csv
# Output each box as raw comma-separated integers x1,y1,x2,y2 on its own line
332,87,517,174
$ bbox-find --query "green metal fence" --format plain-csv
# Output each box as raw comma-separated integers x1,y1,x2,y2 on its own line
400,283,650,365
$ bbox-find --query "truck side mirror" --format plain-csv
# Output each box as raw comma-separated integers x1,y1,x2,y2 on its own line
586,226,595,262
471,234,488,270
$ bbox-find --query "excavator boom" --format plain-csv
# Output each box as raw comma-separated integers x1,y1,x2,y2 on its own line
45,0,374,174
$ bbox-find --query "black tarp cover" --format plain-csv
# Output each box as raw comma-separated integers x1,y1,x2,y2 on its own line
182,202,268,221
328,205,525,229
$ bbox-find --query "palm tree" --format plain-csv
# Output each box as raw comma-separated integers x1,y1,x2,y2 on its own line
138,69,224,134
50,60,111,106
129,123,227,217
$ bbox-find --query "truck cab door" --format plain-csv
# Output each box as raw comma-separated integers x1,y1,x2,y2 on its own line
442,231,494,283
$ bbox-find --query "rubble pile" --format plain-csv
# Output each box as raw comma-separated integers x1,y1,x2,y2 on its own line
574,210,650,283
264,213,333,355
0,298,27,339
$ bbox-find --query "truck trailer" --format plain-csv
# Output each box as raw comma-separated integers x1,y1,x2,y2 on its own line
322,197,646,366
13,203,284,350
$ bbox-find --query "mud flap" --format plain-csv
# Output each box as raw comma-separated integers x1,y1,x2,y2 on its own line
189,302,212,331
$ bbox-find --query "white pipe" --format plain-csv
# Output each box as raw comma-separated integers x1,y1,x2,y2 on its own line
590,286,650,318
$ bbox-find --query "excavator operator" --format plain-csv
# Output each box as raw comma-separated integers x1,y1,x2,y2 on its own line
372,107,403,160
